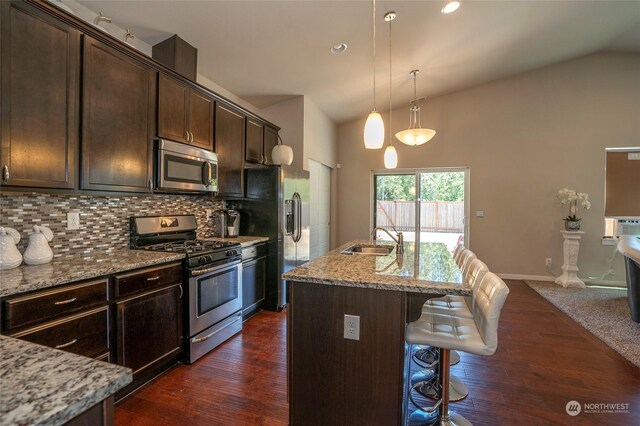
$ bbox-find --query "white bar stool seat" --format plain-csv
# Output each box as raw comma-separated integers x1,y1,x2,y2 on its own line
406,272,510,426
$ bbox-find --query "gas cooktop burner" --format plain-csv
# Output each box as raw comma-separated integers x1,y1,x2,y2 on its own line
143,240,239,255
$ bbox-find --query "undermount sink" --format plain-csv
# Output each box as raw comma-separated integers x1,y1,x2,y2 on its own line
341,244,395,256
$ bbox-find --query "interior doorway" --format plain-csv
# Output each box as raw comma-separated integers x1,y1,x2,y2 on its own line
373,168,468,253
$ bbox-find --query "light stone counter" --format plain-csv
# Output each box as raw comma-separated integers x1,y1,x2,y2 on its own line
0,335,132,426
202,235,270,247
0,250,185,298
283,240,470,296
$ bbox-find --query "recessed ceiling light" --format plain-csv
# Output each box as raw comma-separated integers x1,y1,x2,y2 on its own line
330,43,348,54
441,1,461,14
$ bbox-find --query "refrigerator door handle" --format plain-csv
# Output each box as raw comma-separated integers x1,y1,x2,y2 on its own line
293,192,302,243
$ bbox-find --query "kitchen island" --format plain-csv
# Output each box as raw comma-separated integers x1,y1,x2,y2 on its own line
0,335,132,426
283,240,469,426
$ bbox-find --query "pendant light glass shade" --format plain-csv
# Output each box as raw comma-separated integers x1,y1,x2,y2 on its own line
364,111,385,149
396,70,436,146
384,145,398,169
395,106,436,145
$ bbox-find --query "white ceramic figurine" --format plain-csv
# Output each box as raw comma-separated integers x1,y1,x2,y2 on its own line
23,225,54,265
0,227,23,269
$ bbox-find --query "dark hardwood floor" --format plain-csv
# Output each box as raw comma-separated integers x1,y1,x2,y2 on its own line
115,281,639,425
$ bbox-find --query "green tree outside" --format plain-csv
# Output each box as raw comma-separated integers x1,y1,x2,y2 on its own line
376,172,464,202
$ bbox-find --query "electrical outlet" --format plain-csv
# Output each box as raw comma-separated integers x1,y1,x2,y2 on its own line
545,258,552,267
67,212,80,230
205,209,213,220
344,314,360,340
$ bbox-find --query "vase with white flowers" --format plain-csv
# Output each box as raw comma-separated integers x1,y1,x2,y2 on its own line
557,188,591,231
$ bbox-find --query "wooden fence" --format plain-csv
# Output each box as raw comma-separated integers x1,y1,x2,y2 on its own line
376,200,464,232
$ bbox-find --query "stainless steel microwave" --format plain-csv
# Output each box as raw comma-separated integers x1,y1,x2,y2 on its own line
155,139,218,193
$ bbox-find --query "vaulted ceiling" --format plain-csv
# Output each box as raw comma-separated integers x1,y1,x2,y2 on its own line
79,0,640,124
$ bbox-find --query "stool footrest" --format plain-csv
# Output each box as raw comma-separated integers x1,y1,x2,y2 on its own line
409,381,442,414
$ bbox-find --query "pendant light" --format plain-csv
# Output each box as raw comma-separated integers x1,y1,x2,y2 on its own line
383,11,398,169
364,0,384,149
395,70,436,146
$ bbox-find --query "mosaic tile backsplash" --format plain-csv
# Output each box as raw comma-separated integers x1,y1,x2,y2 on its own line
0,192,224,258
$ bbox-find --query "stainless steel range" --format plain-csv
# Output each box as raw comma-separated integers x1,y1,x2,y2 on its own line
130,214,243,363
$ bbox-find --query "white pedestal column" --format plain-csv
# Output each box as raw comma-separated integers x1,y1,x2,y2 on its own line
555,230,586,288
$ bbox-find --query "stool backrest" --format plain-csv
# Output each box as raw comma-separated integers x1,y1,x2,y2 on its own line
460,250,477,277
466,258,489,289
471,272,509,355
456,249,474,269
452,244,465,263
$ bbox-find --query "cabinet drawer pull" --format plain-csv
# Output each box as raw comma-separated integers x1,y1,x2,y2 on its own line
146,276,161,281
54,297,77,305
55,339,78,349
178,284,183,299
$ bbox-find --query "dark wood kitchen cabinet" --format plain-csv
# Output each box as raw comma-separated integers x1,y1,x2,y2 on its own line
113,263,183,389
82,36,156,193
245,118,264,164
158,73,214,150
0,1,79,189
242,243,267,318
215,102,246,197
263,126,279,165
1,278,111,361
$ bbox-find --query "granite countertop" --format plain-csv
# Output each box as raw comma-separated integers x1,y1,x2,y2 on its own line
283,240,470,295
202,235,270,248
0,250,185,298
0,336,132,426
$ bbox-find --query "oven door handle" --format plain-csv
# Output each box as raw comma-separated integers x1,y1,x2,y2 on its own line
190,260,241,277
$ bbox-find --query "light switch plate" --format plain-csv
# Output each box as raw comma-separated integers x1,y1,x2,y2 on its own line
475,210,485,218
344,314,360,340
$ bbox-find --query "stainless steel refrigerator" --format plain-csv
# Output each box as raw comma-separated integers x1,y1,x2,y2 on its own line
230,164,309,311
280,165,310,308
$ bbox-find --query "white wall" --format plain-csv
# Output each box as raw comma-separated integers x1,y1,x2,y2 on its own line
336,52,640,283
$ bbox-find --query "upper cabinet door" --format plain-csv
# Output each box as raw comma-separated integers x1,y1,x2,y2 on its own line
0,1,79,189
158,74,188,143
245,119,264,164
82,37,156,192
215,102,245,198
188,88,214,150
263,126,279,166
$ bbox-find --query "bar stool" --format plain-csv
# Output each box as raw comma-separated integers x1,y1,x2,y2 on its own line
406,272,510,426
413,250,479,367
452,243,465,263
411,258,489,402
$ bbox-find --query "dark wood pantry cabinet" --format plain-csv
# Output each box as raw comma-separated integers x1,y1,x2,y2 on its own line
158,73,214,150
215,102,246,197
82,36,156,192
0,0,79,189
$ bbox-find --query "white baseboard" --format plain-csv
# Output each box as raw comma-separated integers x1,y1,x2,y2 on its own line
496,273,626,287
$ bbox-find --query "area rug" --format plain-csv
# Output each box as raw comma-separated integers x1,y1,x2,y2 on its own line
525,280,640,368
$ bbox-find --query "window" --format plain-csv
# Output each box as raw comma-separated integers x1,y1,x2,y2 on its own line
604,148,640,237
372,168,469,251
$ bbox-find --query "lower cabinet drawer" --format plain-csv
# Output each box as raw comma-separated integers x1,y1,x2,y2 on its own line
10,307,110,358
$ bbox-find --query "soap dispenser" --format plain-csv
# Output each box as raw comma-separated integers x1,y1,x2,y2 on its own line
23,225,54,265
0,227,23,269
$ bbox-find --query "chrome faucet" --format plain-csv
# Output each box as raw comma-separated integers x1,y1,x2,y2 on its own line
370,227,404,254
